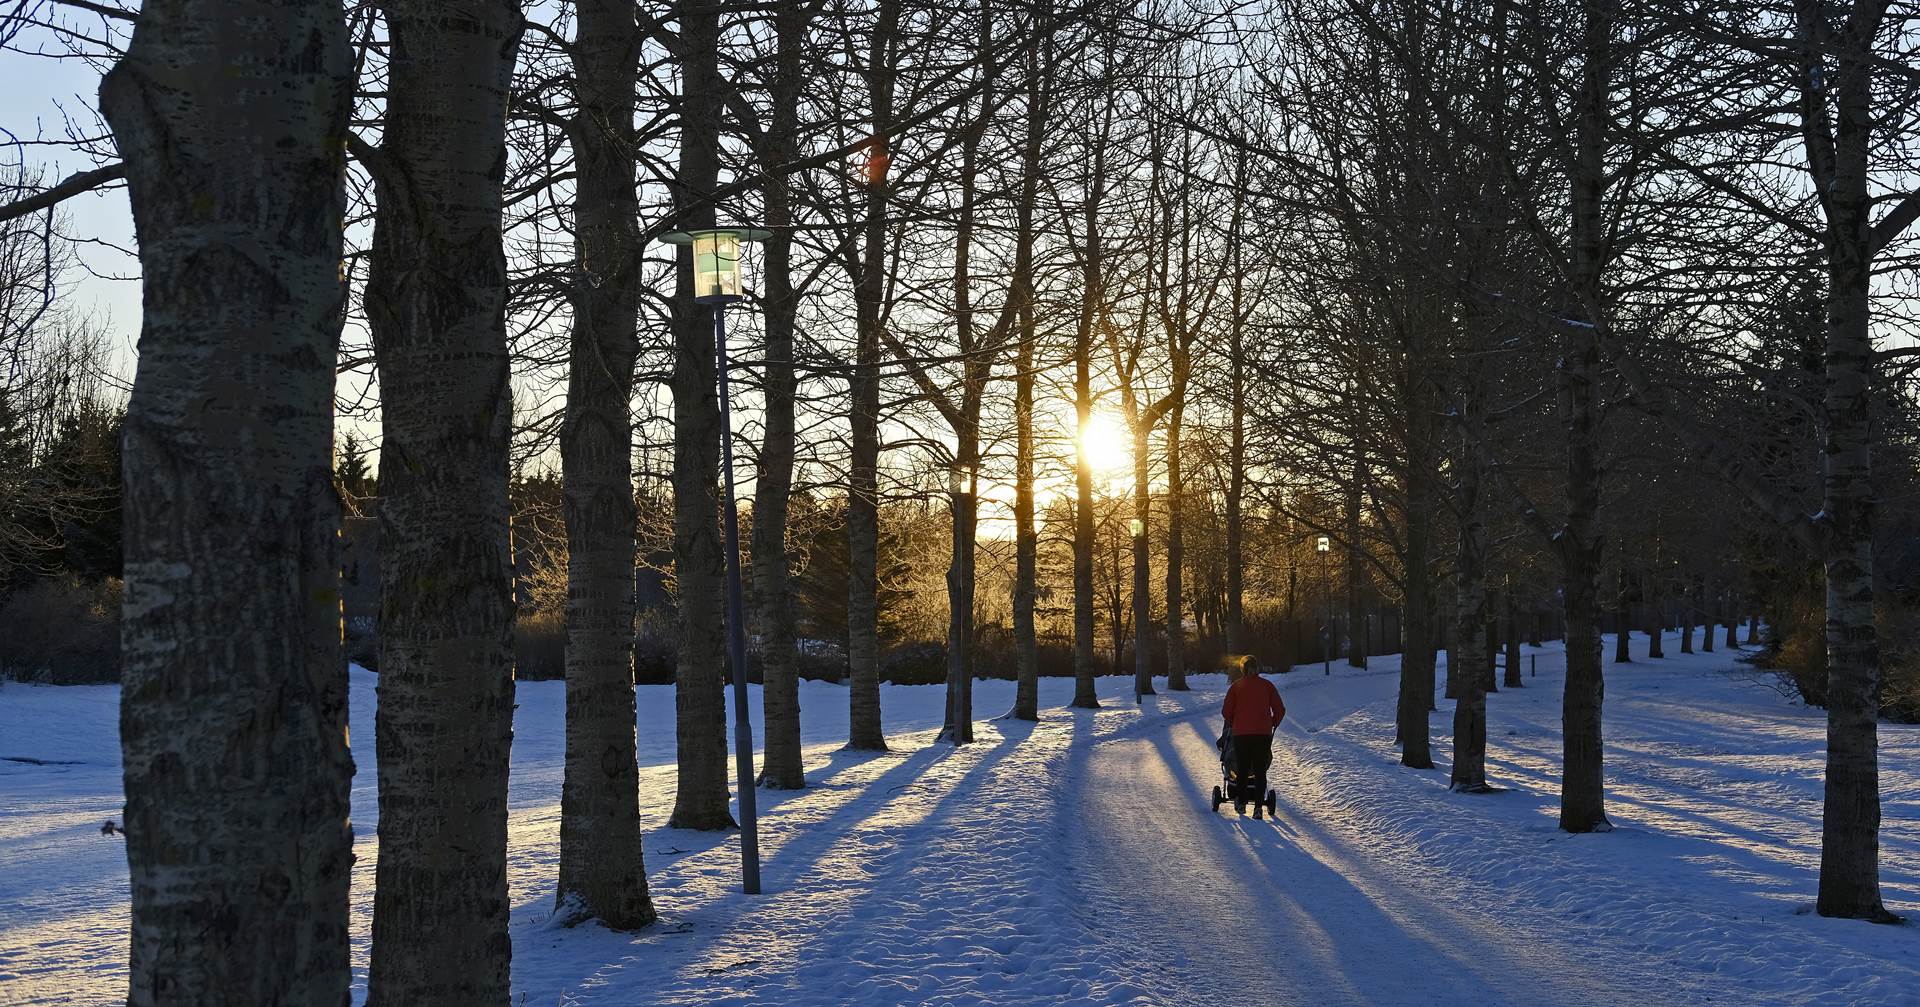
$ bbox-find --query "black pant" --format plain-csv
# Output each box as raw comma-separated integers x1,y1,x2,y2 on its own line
1231,733,1272,792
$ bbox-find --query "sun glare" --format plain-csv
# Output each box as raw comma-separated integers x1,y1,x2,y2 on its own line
1077,410,1132,478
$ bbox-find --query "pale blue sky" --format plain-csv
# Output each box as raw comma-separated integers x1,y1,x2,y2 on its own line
2,20,142,385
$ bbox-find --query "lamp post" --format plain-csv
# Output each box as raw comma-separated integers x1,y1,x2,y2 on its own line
1316,535,1331,675
661,226,771,895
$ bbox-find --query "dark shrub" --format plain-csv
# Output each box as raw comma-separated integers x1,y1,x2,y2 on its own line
0,574,120,684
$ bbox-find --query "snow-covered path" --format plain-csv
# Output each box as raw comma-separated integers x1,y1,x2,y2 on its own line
1068,668,1639,1005
5,636,1919,1004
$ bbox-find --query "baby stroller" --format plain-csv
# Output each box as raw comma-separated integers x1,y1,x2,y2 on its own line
1212,731,1278,818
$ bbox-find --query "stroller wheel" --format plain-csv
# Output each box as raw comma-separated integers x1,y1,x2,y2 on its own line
1211,785,1224,813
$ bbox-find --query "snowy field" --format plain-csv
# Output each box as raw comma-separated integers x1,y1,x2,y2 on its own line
2,634,1917,1005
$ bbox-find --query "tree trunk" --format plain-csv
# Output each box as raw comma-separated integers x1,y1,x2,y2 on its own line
1504,581,1523,689
943,434,978,744
1346,447,1367,669
751,0,810,790
1224,153,1248,657
845,0,897,751
1450,389,1490,794
1010,281,1039,720
1164,402,1188,690
1069,125,1105,710
1399,436,1436,768
1132,417,1155,697
1699,576,1715,653
1613,568,1632,663
1008,9,1047,720
556,0,655,926
1557,1,1611,833
1810,0,1889,918
666,0,735,830
362,0,521,997
1680,581,1695,653
103,0,354,996
1646,579,1665,659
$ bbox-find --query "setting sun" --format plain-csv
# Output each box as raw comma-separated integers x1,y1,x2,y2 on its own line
1077,409,1132,478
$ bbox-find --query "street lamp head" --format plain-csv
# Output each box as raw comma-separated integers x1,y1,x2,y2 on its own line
1130,518,1145,538
1316,535,1330,553
661,227,772,304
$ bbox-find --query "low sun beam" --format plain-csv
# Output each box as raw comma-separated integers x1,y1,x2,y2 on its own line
1077,410,1132,477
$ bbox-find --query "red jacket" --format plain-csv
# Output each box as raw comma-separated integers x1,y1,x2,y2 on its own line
1223,674,1285,737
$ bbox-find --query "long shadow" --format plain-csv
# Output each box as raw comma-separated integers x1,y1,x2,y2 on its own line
1125,713,1548,1002
516,722,1041,998
654,721,1042,991
508,738,955,926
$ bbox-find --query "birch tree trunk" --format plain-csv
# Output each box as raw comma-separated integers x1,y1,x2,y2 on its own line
103,0,354,996
666,0,736,829
555,0,655,926
846,0,898,751
1450,384,1491,794
1809,0,1888,917
363,0,522,997
751,0,810,790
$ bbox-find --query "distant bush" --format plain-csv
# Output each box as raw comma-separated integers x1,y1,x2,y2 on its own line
515,609,566,681
0,574,120,684
881,641,947,685
1766,596,1920,723
1769,591,1828,708
1880,606,1920,724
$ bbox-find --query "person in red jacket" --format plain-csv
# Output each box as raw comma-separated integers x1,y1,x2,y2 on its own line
1221,668,1286,807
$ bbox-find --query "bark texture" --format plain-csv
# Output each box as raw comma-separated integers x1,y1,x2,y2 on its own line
1450,383,1491,793
1068,105,1112,710
845,0,898,751
667,0,736,827
1805,0,1892,921
752,0,809,790
555,0,654,927
103,0,354,998
1164,401,1188,690
1557,0,1610,833
364,0,522,997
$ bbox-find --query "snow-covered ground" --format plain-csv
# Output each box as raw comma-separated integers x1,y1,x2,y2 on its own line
2,634,1916,1004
